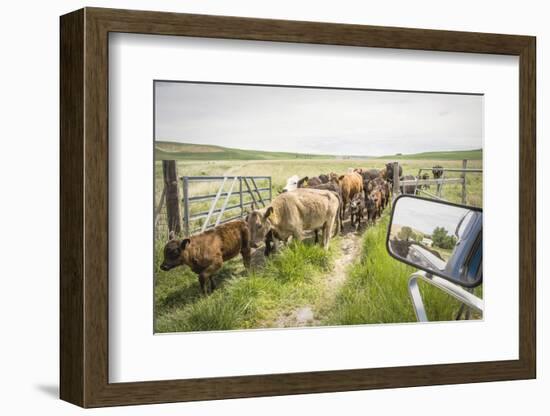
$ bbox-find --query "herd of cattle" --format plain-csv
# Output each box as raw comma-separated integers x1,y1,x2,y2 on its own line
160,163,445,295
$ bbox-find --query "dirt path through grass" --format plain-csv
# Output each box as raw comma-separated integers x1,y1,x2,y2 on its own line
273,227,364,327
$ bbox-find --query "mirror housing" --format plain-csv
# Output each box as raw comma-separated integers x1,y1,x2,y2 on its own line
386,195,482,288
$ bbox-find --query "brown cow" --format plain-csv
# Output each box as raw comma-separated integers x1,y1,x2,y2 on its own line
419,172,430,190
318,174,330,184
384,162,403,184
349,191,365,230
369,188,383,219
371,177,391,208
303,176,323,187
159,220,251,295
400,175,417,195
365,193,377,225
432,165,444,179
338,172,363,218
283,175,322,192
356,168,381,181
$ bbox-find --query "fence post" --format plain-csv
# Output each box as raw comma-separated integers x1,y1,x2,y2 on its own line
239,177,243,217
461,159,468,204
162,160,181,237
182,176,190,236
436,169,443,198
392,162,400,201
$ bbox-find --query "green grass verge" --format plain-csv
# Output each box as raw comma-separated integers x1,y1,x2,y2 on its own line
324,214,482,325
377,149,482,160
154,240,335,332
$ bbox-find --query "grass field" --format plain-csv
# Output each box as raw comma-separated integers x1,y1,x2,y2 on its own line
377,148,482,161
154,150,483,333
155,141,335,161
155,141,482,162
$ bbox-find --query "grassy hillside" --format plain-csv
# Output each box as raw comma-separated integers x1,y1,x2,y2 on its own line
377,149,482,161
156,141,482,161
155,141,334,161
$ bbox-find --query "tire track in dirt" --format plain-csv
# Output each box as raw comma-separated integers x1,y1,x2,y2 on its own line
274,227,364,328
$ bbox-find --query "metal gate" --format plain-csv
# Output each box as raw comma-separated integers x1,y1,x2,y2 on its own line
393,160,482,204
181,175,272,236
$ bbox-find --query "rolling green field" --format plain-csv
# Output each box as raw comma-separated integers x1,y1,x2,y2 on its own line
377,148,482,161
154,150,483,333
155,141,335,161
155,141,482,162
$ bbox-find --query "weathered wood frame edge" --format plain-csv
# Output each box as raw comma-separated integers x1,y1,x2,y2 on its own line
60,7,536,408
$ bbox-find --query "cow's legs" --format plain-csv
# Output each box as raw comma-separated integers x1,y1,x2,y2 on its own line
241,245,251,269
323,222,330,249
333,213,341,237
323,216,335,249
264,230,273,256
198,274,208,295
241,226,251,268
199,260,222,295
335,204,342,236
291,229,304,245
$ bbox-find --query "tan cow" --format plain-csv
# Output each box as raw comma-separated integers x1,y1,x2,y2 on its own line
247,188,339,252
338,172,364,218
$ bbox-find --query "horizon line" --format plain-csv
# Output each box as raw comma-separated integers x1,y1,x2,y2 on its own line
155,140,482,158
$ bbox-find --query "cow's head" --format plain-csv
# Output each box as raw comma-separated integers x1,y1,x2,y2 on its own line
328,172,339,183
318,174,329,184
246,205,274,248
371,190,381,205
159,231,190,271
282,175,307,192
365,194,376,210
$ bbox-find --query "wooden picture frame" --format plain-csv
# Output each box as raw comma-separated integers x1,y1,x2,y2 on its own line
60,7,536,408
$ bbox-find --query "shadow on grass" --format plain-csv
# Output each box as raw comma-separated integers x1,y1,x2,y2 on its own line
156,258,249,314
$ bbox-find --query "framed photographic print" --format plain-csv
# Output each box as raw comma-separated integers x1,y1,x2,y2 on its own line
60,7,536,408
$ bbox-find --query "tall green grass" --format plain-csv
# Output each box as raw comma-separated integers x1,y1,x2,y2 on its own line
325,214,481,325
154,240,335,332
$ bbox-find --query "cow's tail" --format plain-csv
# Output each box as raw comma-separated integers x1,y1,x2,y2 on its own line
340,195,344,232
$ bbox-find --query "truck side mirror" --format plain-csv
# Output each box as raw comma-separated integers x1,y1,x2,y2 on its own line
386,195,483,288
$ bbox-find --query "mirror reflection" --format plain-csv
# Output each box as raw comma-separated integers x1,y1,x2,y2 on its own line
388,196,482,286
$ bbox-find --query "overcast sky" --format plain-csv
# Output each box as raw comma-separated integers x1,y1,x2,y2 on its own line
154,81,483,156
392,197,470,236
